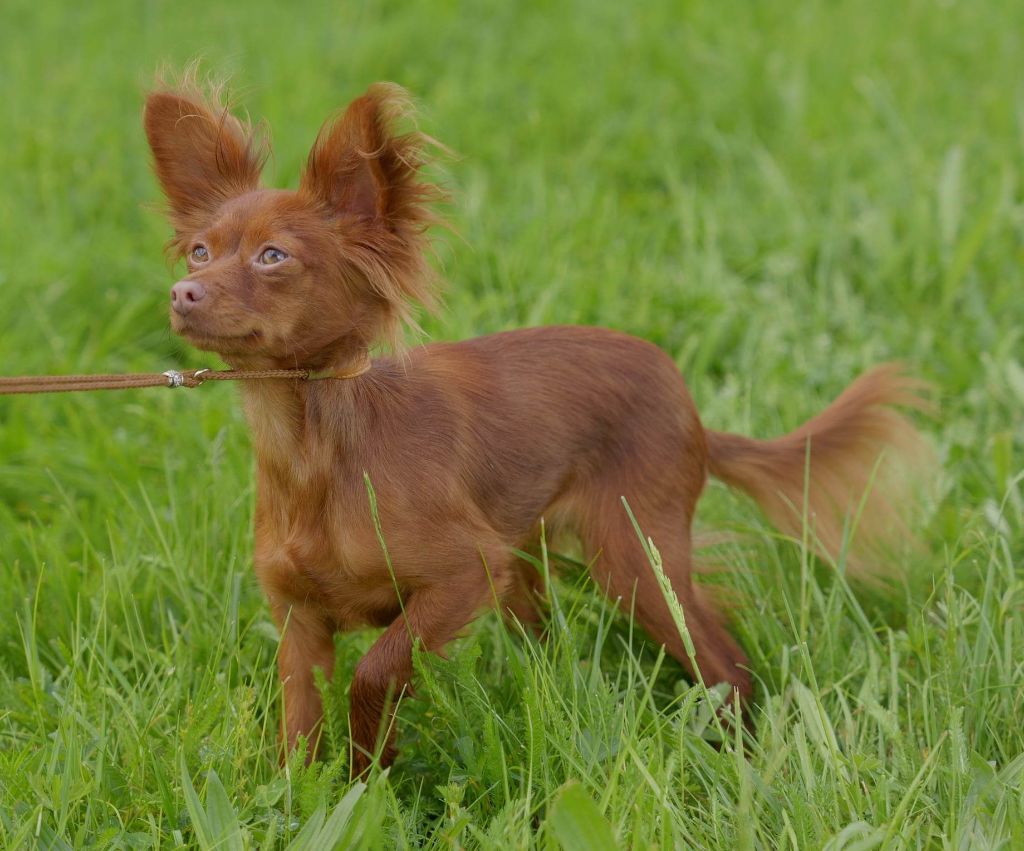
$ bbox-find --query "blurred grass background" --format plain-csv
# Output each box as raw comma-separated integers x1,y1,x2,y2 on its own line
1,0,1022,847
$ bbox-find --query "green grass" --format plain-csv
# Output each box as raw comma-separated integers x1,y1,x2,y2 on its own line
2,0,1022,847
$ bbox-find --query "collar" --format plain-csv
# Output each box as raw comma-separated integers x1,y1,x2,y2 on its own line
306,350,373,381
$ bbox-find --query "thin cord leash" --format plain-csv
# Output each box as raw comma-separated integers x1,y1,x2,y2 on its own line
0,355,372,396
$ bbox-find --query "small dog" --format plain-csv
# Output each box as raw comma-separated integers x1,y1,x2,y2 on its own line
144,78,927,774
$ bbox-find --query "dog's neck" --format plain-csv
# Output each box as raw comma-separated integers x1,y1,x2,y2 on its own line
239,346,372,474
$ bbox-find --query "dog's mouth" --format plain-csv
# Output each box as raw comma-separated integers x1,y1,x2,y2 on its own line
172,317,264,353
187,329,262,349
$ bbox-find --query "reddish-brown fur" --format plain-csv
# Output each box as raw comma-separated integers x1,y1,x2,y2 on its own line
144,77,929,774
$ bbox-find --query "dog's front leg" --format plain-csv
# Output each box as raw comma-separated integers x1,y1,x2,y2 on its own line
272,601,335,764
347,570,502,776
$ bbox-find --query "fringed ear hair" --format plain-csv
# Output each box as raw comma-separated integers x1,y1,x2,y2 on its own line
301,83,446,348
144,69,267,244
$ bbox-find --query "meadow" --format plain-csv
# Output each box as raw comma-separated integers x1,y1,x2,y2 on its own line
1,0,1022,847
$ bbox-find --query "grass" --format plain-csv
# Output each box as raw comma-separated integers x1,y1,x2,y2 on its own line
1,0,1022,846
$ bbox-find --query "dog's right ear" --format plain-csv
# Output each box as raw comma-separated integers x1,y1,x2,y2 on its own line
144,88,265,236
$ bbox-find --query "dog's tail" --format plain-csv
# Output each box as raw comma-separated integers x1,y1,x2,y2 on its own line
706,365,932,576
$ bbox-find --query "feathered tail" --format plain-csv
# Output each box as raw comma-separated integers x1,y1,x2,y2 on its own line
706,365,932,575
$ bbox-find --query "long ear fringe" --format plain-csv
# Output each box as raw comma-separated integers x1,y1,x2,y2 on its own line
151,60,270,159
145,62,270,253
303,82,450,352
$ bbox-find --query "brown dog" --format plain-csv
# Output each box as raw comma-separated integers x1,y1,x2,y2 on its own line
144,78,927,774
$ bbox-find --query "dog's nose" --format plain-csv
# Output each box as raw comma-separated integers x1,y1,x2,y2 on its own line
170,280,207,315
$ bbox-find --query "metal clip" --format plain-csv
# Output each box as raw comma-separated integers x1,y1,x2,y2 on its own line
163,370,184,388
164,368,211,388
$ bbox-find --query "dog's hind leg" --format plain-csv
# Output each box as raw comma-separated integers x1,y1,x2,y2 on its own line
501,546,549,633
580,494,752,706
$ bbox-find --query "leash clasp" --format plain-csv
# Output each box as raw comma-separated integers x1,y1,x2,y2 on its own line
163,370,185,388
164,368,210,389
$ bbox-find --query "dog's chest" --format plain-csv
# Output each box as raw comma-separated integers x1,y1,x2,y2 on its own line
251,463,399,625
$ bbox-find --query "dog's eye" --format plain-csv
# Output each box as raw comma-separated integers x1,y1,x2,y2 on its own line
259,247,288,266
190,245,209,263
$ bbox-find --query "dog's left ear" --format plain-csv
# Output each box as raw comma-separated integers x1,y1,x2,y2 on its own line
301,84,444,348
301,83,435,229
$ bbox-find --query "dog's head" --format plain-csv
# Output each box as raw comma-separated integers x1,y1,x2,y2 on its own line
144,76,442,369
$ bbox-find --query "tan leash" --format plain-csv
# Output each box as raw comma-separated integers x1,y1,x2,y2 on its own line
0,354,372,396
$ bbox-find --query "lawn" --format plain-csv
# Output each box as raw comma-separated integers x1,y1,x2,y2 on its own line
1,0,1022,847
